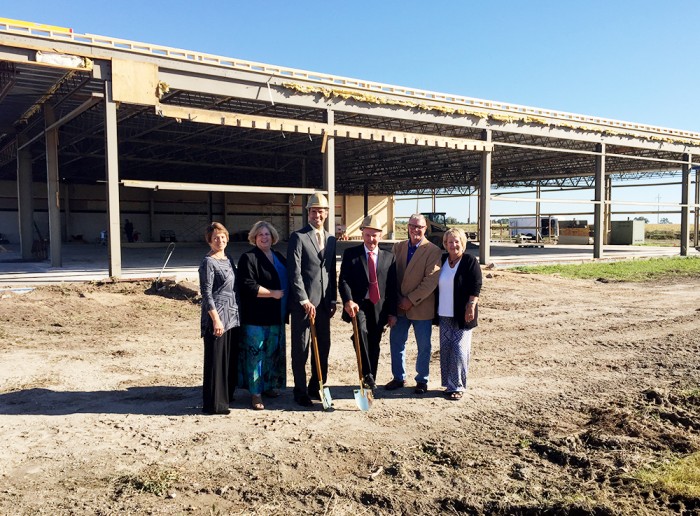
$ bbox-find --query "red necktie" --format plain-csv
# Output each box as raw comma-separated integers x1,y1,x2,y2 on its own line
368,251,380,304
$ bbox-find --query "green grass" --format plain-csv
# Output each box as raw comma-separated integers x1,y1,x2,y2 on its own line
114,467,180,497
511,256,700,281
635,452,700,499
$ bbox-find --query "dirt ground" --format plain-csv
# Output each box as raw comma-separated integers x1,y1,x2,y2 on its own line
1,270,699,515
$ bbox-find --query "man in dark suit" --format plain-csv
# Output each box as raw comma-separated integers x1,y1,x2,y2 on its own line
338,214,397,390
287,193,337,407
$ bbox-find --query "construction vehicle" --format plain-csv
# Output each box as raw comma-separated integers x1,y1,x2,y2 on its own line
421,212,448,248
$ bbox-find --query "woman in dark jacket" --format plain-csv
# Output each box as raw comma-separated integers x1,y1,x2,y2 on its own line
237,221,288,410
434,228,482,400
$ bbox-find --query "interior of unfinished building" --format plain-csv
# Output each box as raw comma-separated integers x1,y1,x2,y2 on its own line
1,18,699,278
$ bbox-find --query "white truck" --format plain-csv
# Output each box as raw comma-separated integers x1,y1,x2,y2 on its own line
508,216,559,240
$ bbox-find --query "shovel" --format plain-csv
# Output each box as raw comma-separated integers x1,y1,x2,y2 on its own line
351,316,373,411
309,315,332,410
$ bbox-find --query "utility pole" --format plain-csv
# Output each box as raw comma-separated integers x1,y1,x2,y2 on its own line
657,194,661,223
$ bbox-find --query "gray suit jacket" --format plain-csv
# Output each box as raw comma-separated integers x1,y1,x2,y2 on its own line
287,224,337,312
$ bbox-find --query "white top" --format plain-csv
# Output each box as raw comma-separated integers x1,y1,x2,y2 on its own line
438,258,460,317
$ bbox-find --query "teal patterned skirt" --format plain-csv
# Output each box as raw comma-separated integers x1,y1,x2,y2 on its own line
239,324,286,395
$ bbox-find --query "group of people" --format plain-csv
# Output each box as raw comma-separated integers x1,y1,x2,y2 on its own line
198,194,483,414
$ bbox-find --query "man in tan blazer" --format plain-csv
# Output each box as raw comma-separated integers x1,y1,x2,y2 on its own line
385,213,442,394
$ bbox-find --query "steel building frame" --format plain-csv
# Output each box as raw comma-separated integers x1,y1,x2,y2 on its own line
1,20,699,275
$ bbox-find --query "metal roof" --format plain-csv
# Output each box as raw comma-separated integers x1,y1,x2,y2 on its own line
1,20,699,196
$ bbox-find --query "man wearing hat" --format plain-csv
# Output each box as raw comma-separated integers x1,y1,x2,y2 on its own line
287,193,337,407
338,214,397,390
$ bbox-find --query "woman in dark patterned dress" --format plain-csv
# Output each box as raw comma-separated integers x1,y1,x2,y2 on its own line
237,221,288,410
434,228,482,400
199,222,240,415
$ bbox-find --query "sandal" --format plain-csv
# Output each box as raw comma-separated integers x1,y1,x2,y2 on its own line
448,391,463,401
251,395,265,410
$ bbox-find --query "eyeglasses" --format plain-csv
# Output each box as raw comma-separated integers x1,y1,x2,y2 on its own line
408,224,426,230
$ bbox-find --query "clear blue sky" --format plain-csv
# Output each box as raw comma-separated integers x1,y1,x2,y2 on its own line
5,1,699,223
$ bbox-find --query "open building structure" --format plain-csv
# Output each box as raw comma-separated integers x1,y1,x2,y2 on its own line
1,18,699,278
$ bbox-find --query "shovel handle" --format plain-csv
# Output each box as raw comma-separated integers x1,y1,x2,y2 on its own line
351,316,365,385
309,315,325,390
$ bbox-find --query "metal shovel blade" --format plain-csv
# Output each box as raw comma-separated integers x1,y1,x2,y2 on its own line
320,387,333,411
354,388,372,412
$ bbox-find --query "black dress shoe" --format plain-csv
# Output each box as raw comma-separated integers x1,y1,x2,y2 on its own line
295,394,313,407
308,390,321,401
384,379,406,390
363,375,377,390
414,382,428,394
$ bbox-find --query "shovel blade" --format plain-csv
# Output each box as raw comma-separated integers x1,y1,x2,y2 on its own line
354,389,372,411
320,387,333,411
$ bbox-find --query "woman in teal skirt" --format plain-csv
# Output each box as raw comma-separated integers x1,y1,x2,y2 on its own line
237,221,288,410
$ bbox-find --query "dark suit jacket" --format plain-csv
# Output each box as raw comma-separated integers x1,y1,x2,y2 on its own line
338,243,397,327
286,224,337,312
237,246,287,326
434,253,482,330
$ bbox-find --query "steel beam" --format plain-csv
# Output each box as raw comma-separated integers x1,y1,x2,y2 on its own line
122,179,322,195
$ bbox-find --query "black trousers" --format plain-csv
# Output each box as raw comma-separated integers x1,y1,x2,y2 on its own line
290,304,331,397
355,300,383,379
202,327,239,413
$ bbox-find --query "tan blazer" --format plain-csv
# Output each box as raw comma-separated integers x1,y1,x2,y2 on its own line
392,238,442,320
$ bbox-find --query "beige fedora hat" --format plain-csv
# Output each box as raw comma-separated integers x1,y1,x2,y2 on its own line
306,193,329,209
360,214,382,231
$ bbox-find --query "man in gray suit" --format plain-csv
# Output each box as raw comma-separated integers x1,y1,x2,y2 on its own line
287,193,337,407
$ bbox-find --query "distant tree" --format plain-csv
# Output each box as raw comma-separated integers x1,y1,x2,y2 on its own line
634,216,649,223
659,217,672,224
494,218,509,225
445,216,461,225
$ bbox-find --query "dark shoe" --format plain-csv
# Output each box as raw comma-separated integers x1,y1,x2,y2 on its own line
384,379,406,390
262,389,280,398
414,382,428,394
308,389,322,401
363,375,377,390
295,394,313,407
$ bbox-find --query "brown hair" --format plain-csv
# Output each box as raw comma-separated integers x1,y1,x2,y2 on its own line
205,221,229,243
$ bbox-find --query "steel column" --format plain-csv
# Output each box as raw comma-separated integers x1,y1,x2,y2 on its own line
535,181,541,242
479,130,492,265
593,144,606,258
680,154,691,256
104,80,122,277
694,169,699,247
323,109,336,236
16,133,34,260
44,105,62,267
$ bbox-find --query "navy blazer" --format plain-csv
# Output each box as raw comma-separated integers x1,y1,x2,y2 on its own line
338,243,397,327
237,246,288,326
434,253,482,330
